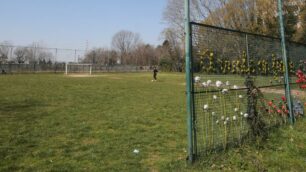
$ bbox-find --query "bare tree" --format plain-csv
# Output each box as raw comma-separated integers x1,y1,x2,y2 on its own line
133,44,157,66
162,28,183,62
14,47,27,64
0,41,12,64
24,47,36,64
163,0,228,40
37,51,53,64
163,0,305,42
112,30,142,64
83,48,118,66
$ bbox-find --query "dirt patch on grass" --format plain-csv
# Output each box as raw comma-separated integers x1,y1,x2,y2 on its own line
66,74,99,78
261,88,306,98
65,74,114,78
108,77,122,80
82,138,99,145
142,154,161,172
65,74,123,80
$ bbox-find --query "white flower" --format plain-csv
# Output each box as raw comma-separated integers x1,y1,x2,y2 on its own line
221,116,225,120
233,116,237,121
244,113,249,118
194,76,201,83
239,95,243,99
202,82,208,87
234,108,239,112
224,121,227,125
222,89,229,94
226,81,230,86
216,81,222,88
203,104,209,110
216,120,219,124
133,149,140,154
226,117,230,121
207,80,212,86
212,112,216,116
240,112,244,116
233,85,239,89
213,95,218,100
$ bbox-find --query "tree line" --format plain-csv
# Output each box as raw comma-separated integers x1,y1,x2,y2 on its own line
164,0,306,42
162,0,306,71
0,42,54,65
82,30,183,71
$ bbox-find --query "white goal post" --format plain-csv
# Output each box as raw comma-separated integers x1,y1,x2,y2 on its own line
65,63,92,75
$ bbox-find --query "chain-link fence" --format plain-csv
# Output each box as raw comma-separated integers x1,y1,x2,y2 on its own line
190,22,306,156
0,45,155,73
0,45,85,63
0,63,153,74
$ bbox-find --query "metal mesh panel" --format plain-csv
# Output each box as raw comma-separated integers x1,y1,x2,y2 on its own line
190,22,306,156
67,64,91,74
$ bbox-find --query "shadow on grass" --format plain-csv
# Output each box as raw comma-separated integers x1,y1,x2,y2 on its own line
0,98,47,116
0,99,50,171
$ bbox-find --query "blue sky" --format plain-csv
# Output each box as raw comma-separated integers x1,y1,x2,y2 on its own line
0,0,166,50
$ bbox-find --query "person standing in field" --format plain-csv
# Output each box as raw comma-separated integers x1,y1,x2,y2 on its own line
153,67,158,81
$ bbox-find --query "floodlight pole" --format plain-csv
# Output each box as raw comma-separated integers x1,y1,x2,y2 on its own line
277,0,294,124
185,0,194,163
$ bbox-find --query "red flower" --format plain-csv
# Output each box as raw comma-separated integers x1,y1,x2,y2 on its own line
296,70,306,83
277,109,282,114
282,105,286,110
281,96,286,102
268,101,273,106
285,110,289,114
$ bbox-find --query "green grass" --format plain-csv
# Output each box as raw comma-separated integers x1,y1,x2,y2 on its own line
0,73,305,171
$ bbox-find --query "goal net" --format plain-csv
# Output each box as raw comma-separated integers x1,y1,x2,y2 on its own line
65,63,92,75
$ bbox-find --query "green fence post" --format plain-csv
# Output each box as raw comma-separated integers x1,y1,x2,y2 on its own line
277,0,295,124
185,0,194,163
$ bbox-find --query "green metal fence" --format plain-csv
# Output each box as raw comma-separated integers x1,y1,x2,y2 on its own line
188,21,306,158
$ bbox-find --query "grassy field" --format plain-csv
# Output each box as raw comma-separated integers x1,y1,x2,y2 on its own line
0,73,305,171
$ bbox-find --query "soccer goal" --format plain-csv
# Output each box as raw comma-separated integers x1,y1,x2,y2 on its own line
65,63,92,75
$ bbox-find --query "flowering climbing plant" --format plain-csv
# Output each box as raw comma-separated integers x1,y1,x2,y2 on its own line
296,69,306,89
194,76,250,150
197,51,296,77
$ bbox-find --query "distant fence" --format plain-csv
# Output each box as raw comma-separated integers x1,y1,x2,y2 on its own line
0,64,153,74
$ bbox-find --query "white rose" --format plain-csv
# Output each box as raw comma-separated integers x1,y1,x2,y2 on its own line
202,82,208,87
207,80,212,86
233,116,237,121
195,76,201,83
203,104,209,110
216,81,222,88
213,95,218,100
226,81,230,86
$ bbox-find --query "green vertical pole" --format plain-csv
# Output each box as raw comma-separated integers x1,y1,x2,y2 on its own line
185,0,194,163
277,0,294,124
